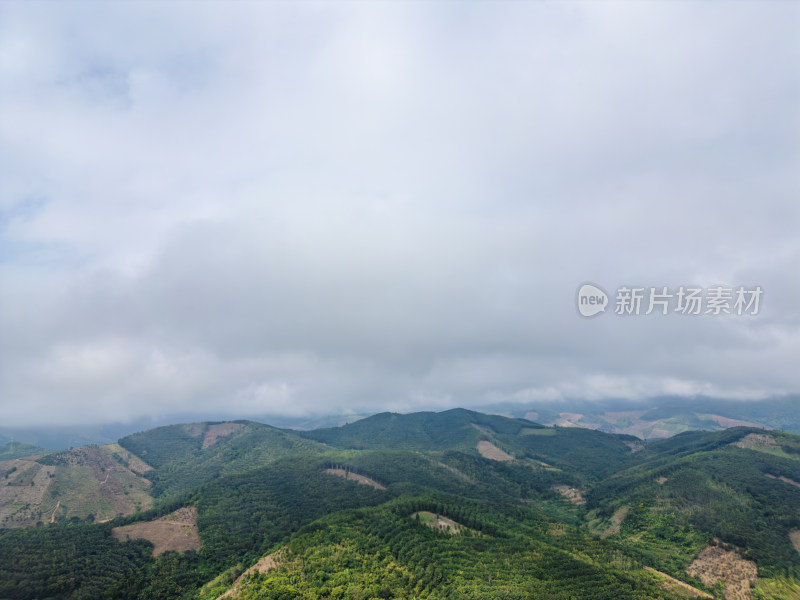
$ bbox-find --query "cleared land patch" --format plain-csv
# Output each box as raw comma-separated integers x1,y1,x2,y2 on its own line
323,468,386,490
476,441,513,462
112,506,201,555
40,445,152,523
0,458,55,528
686,544,758,600
600,506,629,538
202,423,245,449
104,443,153,474
470,423,495,435
180,423,205,437
733,433,777,450
412,511,468,534
708,415,766,429
644,567,712,599
657,476,669,484
217,550,286,599
791,530,800,556
764,473,800,488
552,484,585,505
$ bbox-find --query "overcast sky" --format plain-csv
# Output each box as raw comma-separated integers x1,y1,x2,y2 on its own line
1,1,798,427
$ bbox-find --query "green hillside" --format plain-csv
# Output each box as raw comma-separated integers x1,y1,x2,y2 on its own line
217,497,690,600
1,410,799,600
119,421,326,498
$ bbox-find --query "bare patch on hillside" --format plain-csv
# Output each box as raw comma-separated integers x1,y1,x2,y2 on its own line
764,473,800,488
600,506,629,538
790,530,800,556
323,468,386,490
104,443,153,474
217,550,286,599
476,441,513,462
556,412,584,427
625,440,645,452
180,423,205,437
657,476,669,484
552,484,585,505
112,506,201,555
709,415,767,430
644,566,713,598
0,458,56,527
686,544,758,600
733,433,777,450
202,423,245,449
471,423,494,435
42,446,152,523
412,511,468,534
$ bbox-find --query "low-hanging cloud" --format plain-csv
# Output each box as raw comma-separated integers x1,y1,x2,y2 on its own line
1,1,798,426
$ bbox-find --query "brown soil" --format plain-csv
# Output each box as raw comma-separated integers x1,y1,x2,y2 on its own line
411,511,468,534
600,506,629,538
112,506,201,555
0,459,56,527
556,412,584,427
324,468,386,490
764,473,800,488
644,566,713,598
686,544,758,600
49,500,60,524
733,433,777,450
657,476,669,484
217,550,285,599
790,530,800,556
202,423,245,449
476,441,513,462
552,484,585,505
62,446,153,520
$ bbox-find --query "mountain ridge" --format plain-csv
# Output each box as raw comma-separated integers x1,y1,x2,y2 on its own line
1,408,799,600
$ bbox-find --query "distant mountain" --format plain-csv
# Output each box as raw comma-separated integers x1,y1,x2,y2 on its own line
494,395,800,438
0,442,47,461
1,409,799,600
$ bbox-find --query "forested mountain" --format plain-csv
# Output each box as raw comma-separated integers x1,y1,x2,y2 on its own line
1,410,798,600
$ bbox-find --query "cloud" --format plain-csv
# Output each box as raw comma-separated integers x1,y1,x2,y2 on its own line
0,2,798,426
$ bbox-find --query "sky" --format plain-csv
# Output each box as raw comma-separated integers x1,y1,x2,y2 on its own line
1,1,799,427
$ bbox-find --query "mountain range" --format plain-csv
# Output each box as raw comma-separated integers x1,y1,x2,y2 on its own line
1,408,799,600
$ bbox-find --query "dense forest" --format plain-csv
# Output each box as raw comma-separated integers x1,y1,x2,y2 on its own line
1,409,799,599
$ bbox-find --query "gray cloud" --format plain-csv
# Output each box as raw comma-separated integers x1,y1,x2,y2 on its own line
1,2,798,426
